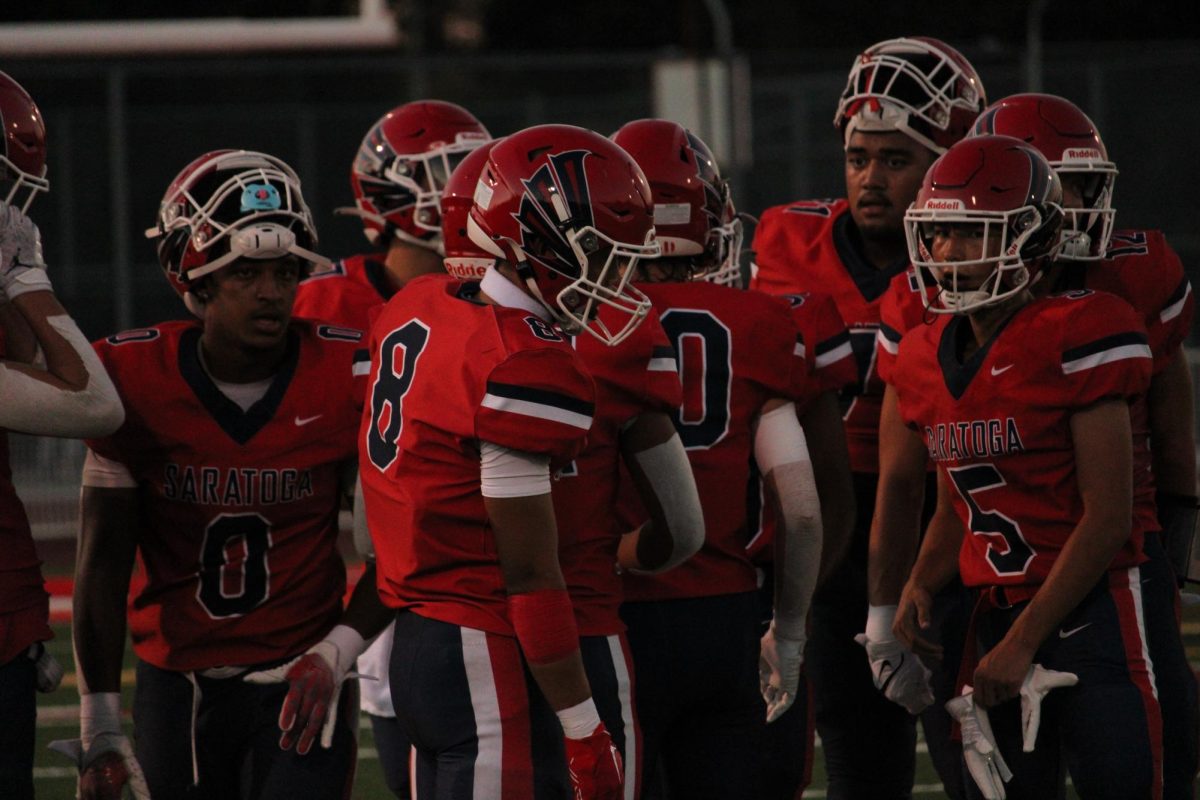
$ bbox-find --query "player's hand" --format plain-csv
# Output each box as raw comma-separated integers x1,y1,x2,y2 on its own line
946,688,1012,800
854,633,934,715
0,201,51,299
49,733,152,800
893,580,943,660
758,622,804,723
244,636,362,755
972,633,1035,709
1020,664,1077,752
29,641,64,693
564,723,624,800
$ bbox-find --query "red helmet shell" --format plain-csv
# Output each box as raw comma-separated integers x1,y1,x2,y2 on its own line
0,71,49,211
349,100,490,251
441,138,500,280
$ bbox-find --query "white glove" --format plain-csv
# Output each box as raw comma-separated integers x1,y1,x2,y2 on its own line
0,201,52,299
50,733,151,800
243,625,373,754
1020,664,1078,752
28,642,64,693
946,687,1012,800
855,633,935,714
758,621,805,723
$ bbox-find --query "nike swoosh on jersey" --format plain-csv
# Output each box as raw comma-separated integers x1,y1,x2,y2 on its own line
294,414,322,426
990,364,1014,376
1058,623,1092,639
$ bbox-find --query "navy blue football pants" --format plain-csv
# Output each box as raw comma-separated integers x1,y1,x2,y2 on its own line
0,647,36,800
133,658,358,799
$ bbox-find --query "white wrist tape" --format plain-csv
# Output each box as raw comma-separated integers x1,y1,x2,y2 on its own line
556,697,602,740
322,624,368,676
80,692,122,749
480,441,551,498
0,315,124,437
866,604,899,643
81,448,137,489
631,432,704,572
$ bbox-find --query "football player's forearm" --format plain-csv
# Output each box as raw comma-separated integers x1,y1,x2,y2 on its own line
909,505,961,595
74,489,139,693
339,562,394,642
0,300,39,363
768,464,822,640
800,392,855,585
527,651,592,712
1148,348,1197,495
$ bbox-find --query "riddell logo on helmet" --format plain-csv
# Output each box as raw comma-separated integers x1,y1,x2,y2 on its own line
924,199,964,210
1063,148,1102,161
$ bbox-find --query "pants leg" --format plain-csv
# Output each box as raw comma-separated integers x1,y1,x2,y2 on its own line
580,633,640,800
920,578,972,800
0,650,36,800
370,713,413,799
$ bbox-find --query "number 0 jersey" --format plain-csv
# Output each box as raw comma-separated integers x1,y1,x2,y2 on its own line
88,320,366,671
360,274,595,636
751,198,911,473
620,281,810,601
893,291,1153,589
553,308,682,635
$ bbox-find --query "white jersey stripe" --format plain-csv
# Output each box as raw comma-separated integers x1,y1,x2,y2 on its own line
648,356,677,373
815,340,854,368
480,393,593,430
1161,282,1192,324
1061,343,1152,375
875,328,899,356
794,342,806,359
462,627,504,800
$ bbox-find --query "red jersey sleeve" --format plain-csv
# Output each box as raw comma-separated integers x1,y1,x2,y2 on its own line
635,311,683,414
1147,234,1193,372
1057,291,1153,407
746,294,809,403
475,347,596,462
788,291,855,403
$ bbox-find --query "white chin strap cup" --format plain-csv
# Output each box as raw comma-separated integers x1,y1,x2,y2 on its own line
185,222,331,282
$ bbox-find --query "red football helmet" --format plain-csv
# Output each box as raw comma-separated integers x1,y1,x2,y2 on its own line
343,100,491,254
611,119,744,287
835,37,986,154
0,71,49,211
905,134,1064,314
467,124,659,345
146,150,327,315
441,138,501,281
971,93,1117,261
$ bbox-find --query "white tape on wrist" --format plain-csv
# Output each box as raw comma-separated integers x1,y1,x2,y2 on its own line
866,604,899,643
80,692,122,750
556,697,602,740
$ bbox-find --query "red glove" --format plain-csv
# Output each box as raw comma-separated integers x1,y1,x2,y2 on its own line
564,723,624,800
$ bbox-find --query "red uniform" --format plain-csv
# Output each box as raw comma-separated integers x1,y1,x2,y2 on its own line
553,308,682,635
752,198,911,473
621,281,810,601
893,290,1152,589
360,274,595,636
292,253,393,329
0,379,48,665
745,290,856,564
88,320,365,671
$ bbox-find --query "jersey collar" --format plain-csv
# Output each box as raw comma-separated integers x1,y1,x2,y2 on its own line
479,267,553,321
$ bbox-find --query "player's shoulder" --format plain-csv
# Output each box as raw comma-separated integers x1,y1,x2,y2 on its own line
1037,287,1141,327
298,253,378,286
289,317,365,356
757,198,848,231
94,320,193,361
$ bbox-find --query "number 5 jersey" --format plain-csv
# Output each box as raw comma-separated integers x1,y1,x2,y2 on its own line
87,319,366,671
892,290,1153,588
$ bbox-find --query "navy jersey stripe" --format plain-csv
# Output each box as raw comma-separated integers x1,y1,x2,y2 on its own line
816,329,852,356
1062,331,1149,365
484,381,595,417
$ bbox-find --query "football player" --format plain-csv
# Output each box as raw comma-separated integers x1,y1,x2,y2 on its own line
441,135,705,800
893,134,1180,799
751,37,987,799
292,99,491,800
0,70,124,800
360,124,654,800
66,150,390,799
612,119,826,799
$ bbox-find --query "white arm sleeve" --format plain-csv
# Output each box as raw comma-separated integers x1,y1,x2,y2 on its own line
629,432,705,573
81,448,137,489
755,402,822,641
0,315,124,437
479,441,552,498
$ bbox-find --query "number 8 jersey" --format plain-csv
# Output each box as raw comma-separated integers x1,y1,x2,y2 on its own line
892,290,1153,588
87,319,367,671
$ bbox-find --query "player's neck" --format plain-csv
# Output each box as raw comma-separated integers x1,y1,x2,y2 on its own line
198,330,286,384
383,241,445,292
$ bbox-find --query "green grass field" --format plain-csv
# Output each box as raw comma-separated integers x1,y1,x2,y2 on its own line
38,614,1200,800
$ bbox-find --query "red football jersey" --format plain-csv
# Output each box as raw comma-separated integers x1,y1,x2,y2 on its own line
745,290,855,565
360,275,596,636
876,267,938,386
553,307,682,635
752,198,912,473
88,320,365,671
292,253,392,330
0,333,49,664
620,281,809,601
893,291,1152,589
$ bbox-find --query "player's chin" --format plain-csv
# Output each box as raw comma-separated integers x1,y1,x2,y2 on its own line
242,317,290,347
852,214,903,242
